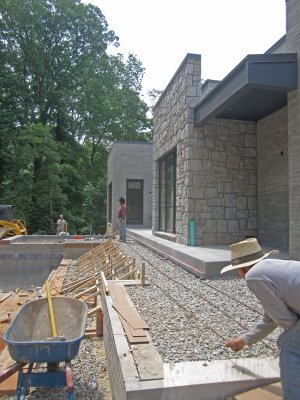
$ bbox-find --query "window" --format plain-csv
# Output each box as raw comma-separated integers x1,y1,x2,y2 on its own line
126,180,144,224
159,151,176,233
108,183,112,223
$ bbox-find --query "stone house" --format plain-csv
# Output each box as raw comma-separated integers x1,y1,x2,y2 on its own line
107,141,153,230
152,0,300,259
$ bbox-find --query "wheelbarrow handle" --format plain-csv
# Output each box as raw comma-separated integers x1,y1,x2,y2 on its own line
65,362,74,392
0,362,25,384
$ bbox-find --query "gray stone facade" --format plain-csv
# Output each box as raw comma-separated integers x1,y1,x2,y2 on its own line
152,54,201,243
153,55,257,246
152,0,300,257
107,141,153,230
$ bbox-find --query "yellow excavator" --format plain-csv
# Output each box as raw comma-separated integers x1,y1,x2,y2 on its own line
0,205,27,238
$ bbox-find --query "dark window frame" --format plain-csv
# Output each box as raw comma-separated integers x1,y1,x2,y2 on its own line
159,149,176,233
108,182,112,223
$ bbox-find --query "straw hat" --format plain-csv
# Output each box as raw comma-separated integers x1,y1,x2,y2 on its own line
221,238,279,274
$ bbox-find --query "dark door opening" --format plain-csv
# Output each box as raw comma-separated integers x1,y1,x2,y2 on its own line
126,180,143,225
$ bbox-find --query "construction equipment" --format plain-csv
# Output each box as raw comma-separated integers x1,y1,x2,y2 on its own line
0,205,27,237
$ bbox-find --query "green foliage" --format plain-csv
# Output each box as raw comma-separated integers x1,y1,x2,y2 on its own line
0,0,151,234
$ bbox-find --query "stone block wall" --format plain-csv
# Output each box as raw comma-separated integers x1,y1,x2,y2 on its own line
190,120,257,245
257,107,289,250
153,54,258,246
286,0,300,259
152,54,202,240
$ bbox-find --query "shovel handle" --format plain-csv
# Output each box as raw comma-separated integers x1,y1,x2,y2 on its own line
46,280,57,337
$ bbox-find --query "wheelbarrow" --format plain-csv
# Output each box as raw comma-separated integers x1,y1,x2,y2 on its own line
1,297,88,399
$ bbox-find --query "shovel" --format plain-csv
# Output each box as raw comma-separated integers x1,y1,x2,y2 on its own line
45,280,65,341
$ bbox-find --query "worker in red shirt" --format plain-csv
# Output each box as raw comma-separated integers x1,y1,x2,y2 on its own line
118,197,128,242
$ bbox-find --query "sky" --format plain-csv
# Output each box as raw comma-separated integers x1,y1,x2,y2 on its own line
83,0,286,100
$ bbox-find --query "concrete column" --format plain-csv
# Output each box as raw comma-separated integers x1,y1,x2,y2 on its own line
286,0,300,259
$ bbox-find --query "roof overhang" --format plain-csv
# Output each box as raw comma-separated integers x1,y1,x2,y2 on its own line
194,53,298,126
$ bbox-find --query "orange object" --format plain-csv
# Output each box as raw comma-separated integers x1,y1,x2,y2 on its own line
75,235,83,240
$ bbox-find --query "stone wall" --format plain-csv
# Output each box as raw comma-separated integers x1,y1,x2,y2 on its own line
153,53,258,245
257,107,289,250
190,120,257,245
152,54,202,241
286,0,300,259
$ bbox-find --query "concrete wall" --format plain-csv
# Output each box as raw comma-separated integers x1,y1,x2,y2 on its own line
286,0,300,259
0,243,63,291
107,141,153,230
257,107,289,250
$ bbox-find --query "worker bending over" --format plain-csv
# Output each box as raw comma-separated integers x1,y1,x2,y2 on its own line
221,238,300,400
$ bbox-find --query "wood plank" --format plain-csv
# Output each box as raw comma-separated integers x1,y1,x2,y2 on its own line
235,382,282,400
112,302,149,330
119,317,149,344
107,282,128,303
87,305,102,317
119,316,146,337
73,285,97,299
0,293,12,304
132,343,164,381
100,271,109,294
108,282,150,330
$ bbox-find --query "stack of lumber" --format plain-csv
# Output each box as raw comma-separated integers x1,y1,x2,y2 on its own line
108,281,150,344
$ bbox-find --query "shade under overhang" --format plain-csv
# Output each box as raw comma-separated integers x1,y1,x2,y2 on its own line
194,53,298,126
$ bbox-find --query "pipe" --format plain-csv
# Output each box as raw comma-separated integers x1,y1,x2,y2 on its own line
189,219,196,246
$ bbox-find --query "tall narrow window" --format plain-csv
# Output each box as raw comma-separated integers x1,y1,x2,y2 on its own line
159,151,176,233
108,183,112,223
126,180,144,225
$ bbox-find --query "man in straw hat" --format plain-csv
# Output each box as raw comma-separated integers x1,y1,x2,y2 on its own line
221,238,300,399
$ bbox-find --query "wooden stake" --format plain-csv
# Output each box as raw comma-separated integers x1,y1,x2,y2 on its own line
101,271,109,294
141,262,145,287
73,285,97,299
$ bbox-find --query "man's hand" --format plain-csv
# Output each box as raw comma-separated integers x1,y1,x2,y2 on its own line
225,337,247,351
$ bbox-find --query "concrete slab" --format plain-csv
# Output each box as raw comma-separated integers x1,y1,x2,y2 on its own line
127,229,289,278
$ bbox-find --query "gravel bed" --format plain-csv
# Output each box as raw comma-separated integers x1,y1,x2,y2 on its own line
2,238,280,398
120,239,281,363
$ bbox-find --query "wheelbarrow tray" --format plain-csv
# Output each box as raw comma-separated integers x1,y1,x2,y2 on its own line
3,297,88,363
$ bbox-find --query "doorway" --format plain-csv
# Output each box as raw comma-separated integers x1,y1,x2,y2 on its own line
126,180,143,225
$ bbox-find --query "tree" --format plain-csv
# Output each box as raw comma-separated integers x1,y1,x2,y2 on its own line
0,0,151,233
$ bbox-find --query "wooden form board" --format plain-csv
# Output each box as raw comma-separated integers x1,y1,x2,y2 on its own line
235,382,282,400
112,303,149,330
108,282,150,344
